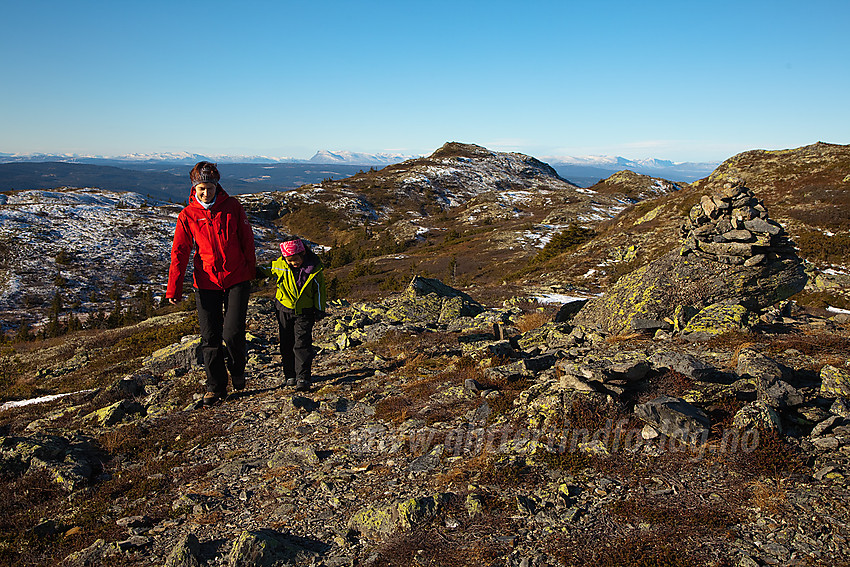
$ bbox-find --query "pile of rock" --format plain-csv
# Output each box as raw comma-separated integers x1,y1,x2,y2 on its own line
681,179,791,266
571,178,807,336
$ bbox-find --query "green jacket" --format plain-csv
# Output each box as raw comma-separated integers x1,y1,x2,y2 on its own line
259,252,326,315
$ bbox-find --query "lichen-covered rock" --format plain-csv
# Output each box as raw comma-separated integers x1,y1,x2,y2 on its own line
572,184,806,336
84,399,146,426
1,433,101,491
634,396,710,446
227,529,317,567
465,492,485,517
733,401,783,433
516,322,574,351
348,493,451,539
681,303,752,340
144,334,202,375
573,249,804,336
382,276,484,325
821,365,850,398
556,351,650,393
649,351,714,380
64,538,122,567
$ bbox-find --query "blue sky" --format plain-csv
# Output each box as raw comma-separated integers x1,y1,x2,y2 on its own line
2,0,848,163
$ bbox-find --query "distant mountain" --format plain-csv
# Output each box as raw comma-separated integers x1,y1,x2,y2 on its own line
544,154,719,183
0,149,718,184
0,161,370,202
308,150,420,166
0,151,300,166
0,150,414,167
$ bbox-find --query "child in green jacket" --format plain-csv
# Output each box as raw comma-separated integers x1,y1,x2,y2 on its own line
260,238,326,391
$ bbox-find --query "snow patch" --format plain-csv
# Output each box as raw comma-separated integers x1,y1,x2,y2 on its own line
0,389,96,412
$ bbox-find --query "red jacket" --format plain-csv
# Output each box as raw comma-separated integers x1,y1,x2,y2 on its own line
166,186,256,298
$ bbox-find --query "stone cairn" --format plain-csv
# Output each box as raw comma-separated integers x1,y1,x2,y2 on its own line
680,179,792,266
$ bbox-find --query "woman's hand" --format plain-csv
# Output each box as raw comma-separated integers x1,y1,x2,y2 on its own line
169,297,181,305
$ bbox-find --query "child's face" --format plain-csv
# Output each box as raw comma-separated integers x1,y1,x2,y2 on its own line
284,253,304,268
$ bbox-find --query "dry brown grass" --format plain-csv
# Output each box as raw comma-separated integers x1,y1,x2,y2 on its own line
515,310,551,333
728,341,759,367
749,479,789,514
606,331,648,344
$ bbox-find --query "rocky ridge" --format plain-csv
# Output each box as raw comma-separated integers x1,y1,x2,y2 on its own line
544,142,850,305
0,143,674,330
2,270,850,566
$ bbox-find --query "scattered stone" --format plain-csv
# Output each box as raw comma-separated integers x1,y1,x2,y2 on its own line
821,365,850,398
831,398,850,418
409,445,445,473
634,396,710,445
227,529,319,566
268,445,321,468
116,515,153,529
64,539,121,567
733,401,782,433
737,349,802,408
165,531,202,566
649,351,714,381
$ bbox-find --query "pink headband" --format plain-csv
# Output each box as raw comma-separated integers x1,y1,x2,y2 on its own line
281,239,305,257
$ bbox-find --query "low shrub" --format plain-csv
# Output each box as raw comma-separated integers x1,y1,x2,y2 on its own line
533,224,596,264
795,230,850,264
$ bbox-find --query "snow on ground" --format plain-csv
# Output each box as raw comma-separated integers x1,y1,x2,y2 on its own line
534,293,594,304
0,389,96,412
0,188,181,323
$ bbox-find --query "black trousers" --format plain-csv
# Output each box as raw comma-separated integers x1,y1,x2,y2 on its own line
275,304,315,383
195,280,251,395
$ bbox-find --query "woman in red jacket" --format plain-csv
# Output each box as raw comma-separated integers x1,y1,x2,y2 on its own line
166,161,256,406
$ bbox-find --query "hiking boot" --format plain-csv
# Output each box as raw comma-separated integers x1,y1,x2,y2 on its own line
284,377,297,387
202,392,223,407
295,379,310,392
232,375,246,391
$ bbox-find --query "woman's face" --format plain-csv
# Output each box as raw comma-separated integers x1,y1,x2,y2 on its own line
285,253,304,268
195,182,216,204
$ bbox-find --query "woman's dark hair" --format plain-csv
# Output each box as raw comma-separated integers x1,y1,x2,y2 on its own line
190,161,220,185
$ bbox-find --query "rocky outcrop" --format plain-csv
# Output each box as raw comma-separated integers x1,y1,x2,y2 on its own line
634,396,711,446
316,276,487,351
572,180,807,336
0,433,102,491
5,277,850,567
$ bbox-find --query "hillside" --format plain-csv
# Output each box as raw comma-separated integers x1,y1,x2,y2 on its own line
1,142,850,566
262,142,662,302
3,141,848,333
538,142,850,308
1,142,668,330
1,274,849,566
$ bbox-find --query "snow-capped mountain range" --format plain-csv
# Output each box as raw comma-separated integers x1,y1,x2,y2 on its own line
0,149,718,174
